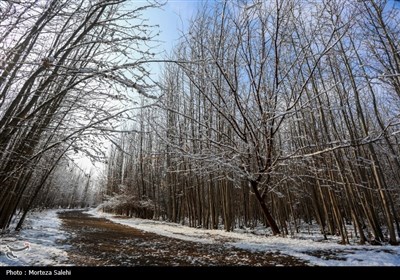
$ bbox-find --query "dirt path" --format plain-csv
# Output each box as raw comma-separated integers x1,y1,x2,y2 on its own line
58,211,309,266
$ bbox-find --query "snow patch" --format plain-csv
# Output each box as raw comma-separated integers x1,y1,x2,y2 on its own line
0,210,72,266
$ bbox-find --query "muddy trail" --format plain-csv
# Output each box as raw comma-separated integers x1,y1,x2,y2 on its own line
59,211,309,266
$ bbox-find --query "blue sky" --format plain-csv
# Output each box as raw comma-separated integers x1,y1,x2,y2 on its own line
144,0,201,57
140,1,203,84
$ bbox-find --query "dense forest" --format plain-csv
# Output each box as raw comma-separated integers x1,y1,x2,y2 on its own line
102,0,400,245
0,0,160,231
1,0,400,246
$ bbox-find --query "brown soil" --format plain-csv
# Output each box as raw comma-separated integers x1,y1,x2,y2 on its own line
58,210,309,266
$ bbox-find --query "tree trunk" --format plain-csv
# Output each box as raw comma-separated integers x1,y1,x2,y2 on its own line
250,180,280,235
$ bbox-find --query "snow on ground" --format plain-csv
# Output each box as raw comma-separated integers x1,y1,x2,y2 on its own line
0,210,71,266
2,208,399,266
89,208,400,266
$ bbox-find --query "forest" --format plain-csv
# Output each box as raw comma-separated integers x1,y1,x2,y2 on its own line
0,0,400,250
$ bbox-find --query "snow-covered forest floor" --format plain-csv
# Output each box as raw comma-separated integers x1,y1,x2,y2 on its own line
90,209,400,266
0,210,70,266
1,209,399,266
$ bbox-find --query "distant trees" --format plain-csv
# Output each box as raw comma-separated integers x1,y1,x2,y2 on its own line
0,0,160,230
103,0,400,245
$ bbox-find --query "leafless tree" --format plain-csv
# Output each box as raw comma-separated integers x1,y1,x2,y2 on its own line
101,0,400,245
0,0,161,230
